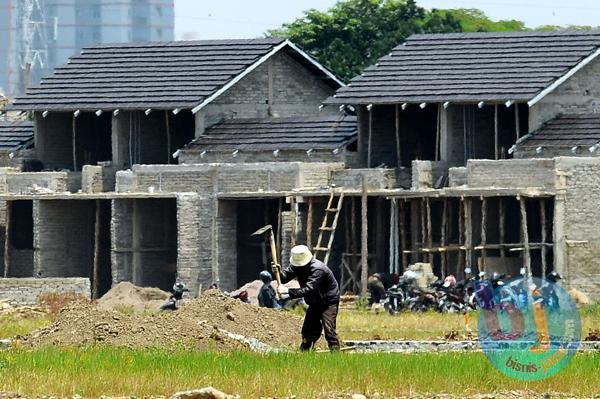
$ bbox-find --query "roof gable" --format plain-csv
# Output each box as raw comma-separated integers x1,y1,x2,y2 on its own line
0,120,34,151
329,30,600,105
10,39,342,113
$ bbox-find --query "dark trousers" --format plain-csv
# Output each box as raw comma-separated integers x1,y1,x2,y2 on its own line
300,302,340,351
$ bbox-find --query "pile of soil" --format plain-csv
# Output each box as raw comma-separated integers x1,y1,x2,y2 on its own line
97,282,170,312
0,300,46,318
24,290,303,350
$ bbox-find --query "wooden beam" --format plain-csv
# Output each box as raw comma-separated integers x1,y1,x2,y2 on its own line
515,104,521,140
376,198,385,270
499,198,506,259
465,198,472,277
395,104,402,167
165,111,171,164
441,198,448,278
463,105,468,164
350,196,358,278
290,196,297,247
361,176,369,294
540,199,547,278
420,199,426,263
367,107,373,168
72,114,77,171
410,199,419,264
458,198,464,273
399,199,407,272
426,198,433,264
520,198,531,276
435,104,441,161
343,199,351,288
494,104,499,160
3,202,11,278
480,198,487,272
92,200,101,299
306,198,314,250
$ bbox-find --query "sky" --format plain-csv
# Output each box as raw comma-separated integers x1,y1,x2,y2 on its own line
174,0,600,40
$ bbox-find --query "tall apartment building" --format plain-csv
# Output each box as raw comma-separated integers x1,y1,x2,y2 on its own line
0,0,174,99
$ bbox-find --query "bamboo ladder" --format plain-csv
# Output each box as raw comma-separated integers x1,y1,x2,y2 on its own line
313,191,345,265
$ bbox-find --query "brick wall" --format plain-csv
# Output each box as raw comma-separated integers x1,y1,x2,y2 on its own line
554,157,600,301
0,171,69,194
178,149,349,165
466,159,555,189
111,199,133,283
34,200,94,278
34,112,74,170
530,57,600,132
217,200,237,291
0,277,90,305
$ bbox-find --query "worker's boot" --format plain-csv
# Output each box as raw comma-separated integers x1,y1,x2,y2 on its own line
299,338,314,351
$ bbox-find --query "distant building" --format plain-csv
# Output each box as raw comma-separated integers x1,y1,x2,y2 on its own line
0,0,174,99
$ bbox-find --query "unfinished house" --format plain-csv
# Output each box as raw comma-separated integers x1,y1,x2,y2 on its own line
2,30,600,303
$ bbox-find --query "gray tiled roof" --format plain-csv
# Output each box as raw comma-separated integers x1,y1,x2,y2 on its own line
10,38,338,112
182,115,357,152
517,114,600,148
0,120,34,151
328,30,600,105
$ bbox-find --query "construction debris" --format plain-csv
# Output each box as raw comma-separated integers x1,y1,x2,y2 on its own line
171,387,239,399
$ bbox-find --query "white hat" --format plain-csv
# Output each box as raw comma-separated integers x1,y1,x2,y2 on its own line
290,245,313,267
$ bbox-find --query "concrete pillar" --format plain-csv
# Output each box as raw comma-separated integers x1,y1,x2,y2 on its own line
440,105,465,165
217,200,237,291
112,112,131,169
110,199,133,284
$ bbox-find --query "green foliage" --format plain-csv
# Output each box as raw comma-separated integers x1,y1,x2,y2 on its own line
1,348,600,397
267,0,533,81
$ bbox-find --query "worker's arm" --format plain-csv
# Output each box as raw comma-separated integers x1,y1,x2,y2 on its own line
288,269,322,299
278,265,296,284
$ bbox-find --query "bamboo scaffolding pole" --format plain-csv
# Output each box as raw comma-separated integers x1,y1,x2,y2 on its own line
480,198,487,271
290,196,297,247
499,198,506,259
306,198,314,250
410,199,419,264
92,199,101,299
367,107,373,168
395,104,402,167
540,199,547,278
351,196,358,278
399,199,408,272
72,115,77,171
3,202,11,278
426,198,433,264
520,198,531,276
343,200,351,287
165,111,171,164
361,176,369,294
441,198,448,277
420,199,426,263
458,198,464,273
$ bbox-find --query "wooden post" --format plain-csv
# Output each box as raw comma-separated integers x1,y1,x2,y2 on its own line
463,105,468,164
494,104,499,160
395,104,402,167
515,104,521,140
420,199,426,263
350,196,358,277
441,198,448,278
72,114,77,171
520,197,531,276
3,202,11,278
499,197,506,259
410,199,419,264
92,200,101,299
367,107,373,168
435,104,441,161
540,199,547,278
376,198,385,271
458,198,464,273
399,199,407,272
165,111,172,164
306,198,314,250
480,198,487,272
464,198,472,277
426,198,433,264
276,197,283,261
290,196,297,247
343,200,351,288
361,176,369,294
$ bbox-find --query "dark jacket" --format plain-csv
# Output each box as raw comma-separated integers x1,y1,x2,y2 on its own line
280,258,340,306
258,283,278,308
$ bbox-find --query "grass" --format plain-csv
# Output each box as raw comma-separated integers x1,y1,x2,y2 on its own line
0,348,599,397
0,314,53,339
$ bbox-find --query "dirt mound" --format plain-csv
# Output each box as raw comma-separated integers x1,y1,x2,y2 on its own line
0,300,46,318
24,290,302,350
97,282,170,312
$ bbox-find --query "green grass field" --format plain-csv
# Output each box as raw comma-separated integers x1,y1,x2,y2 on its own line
0,348,599,397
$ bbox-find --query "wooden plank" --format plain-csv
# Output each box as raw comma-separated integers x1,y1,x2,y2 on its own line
361,176,369,294
480,198,487,272
520,198,531,277
399,199,407,272
307,198,314,250
494,104,499,160
165,111,171,164
540,199,547,278
441,198,448,278
3,201,11,278
92,200,101,299
367,107,373,168
395,104,402,167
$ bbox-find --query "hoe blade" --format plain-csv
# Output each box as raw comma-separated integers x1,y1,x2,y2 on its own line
251,224,273,236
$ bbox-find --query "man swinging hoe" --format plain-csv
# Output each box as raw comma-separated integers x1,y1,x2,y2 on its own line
274,245,341,351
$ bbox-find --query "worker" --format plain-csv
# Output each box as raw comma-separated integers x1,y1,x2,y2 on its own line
367,273,387,304
276,245,341,351
258,270,280,309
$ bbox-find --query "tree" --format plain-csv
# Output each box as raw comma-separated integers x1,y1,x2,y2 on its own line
267,0,527,81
